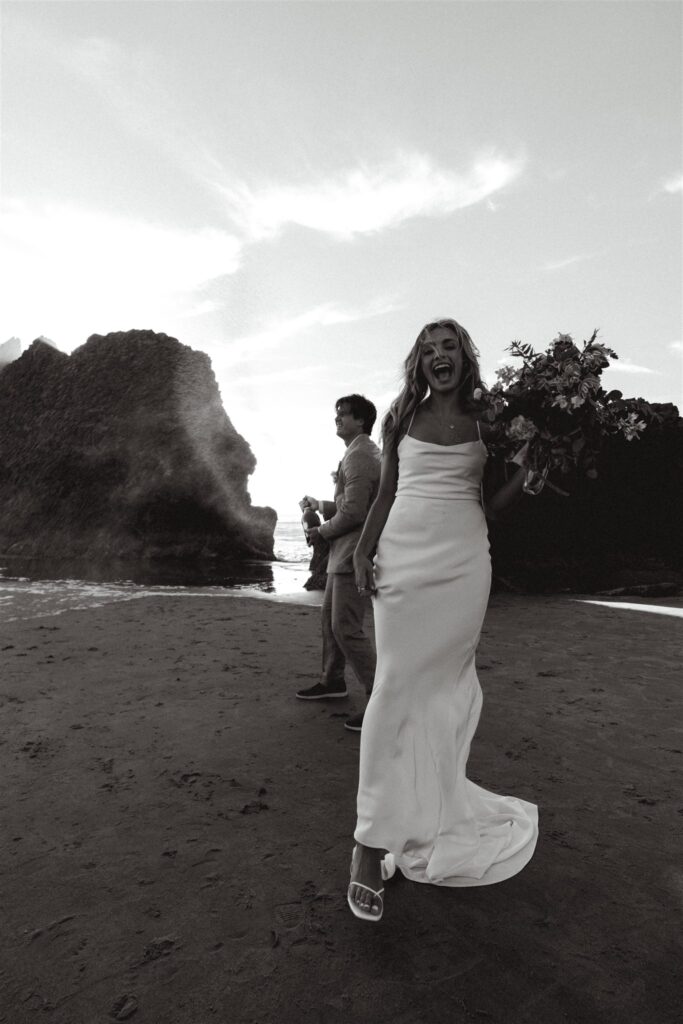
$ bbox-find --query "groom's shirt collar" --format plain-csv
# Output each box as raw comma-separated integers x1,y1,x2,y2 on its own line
345,433,369,455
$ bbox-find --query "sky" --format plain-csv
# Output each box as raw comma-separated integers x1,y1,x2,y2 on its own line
1,0,681,517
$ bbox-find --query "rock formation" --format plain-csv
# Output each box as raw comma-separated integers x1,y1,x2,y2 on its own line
0,330,276,561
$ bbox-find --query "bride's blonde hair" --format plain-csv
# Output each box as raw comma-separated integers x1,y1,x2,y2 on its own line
381,319,484,450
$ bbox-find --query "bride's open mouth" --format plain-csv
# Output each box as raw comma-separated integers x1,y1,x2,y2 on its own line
432,361,454,383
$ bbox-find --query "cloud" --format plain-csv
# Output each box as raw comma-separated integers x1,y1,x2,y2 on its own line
648,174,683,201
215,151,525,241
0,199,241,347
493,352,659,377
60,34,217,183
228,364,327,389
40,27,525,245
16,19,216,188
603,359,659,375
213,299,400,367
541,252,597,272
662,175,683,194
17,22,157,134
491,353,662,380
53,32,168,142
179,300,224,320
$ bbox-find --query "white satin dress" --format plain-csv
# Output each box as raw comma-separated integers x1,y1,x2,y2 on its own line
354,429,538,886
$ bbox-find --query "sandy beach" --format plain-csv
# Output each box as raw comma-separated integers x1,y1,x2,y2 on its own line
1,592,681,1024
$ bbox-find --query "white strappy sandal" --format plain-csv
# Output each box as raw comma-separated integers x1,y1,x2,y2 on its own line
347,846,396,922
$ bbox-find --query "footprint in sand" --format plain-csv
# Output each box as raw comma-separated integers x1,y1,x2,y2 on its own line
200,872,223,889
274,901,305,930
109,994,138,1020
240,800,269,814
129,935,177,969
190,847,223,869
21,738,53,760
169,770,221,801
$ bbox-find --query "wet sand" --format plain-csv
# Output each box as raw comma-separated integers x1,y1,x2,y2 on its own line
0,594,681,1023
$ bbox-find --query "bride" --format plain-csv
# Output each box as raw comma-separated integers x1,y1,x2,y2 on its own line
349,318,538,921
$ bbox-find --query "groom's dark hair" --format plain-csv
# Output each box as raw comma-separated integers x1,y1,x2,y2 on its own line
336,394,377,435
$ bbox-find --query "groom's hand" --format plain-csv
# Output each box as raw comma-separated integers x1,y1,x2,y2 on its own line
299,495,319,512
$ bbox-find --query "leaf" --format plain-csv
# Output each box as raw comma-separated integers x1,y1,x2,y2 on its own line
605,390,622,402
508,340,536,362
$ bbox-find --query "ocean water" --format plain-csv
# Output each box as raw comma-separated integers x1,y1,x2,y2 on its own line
3,523,680,626
0,518,321,623
273,517,310,564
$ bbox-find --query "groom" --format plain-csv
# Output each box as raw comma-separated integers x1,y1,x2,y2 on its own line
297,394,381,732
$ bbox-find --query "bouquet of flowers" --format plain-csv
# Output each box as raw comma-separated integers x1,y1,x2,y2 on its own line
475,331,651,495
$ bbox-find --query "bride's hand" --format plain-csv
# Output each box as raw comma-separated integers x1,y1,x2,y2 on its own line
509,441,531,467
354,554,376,595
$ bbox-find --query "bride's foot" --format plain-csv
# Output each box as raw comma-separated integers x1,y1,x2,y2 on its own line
348,843,385,918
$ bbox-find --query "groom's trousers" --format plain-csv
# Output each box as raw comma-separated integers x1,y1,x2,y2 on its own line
321,571,376,695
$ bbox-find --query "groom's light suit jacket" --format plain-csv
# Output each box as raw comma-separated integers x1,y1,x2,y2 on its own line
317,433,382,575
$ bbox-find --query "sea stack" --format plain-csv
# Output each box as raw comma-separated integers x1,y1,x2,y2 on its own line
0,330,276,561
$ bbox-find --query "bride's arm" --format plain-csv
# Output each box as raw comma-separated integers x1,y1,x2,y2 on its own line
353,442,399,592
484,463,526,519
480,425,528,520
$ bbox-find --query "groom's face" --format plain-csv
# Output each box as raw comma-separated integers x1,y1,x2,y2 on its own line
335,402,365,441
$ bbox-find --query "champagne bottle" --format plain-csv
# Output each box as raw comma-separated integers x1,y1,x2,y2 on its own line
301,507,321,546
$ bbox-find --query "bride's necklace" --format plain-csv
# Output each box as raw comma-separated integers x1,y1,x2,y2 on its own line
428,404,460,431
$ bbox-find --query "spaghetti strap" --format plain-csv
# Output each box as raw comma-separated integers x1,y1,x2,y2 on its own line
406,407,418,436
477,419,485,508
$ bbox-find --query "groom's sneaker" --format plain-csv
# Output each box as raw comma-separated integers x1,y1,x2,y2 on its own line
296,682,348,700
344,711,365,732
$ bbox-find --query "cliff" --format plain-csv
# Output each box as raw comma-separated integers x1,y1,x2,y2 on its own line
0,331,276,561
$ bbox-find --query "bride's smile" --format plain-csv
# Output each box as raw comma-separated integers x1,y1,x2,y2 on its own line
420,327,464,392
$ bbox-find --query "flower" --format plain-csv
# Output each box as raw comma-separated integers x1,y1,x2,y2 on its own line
477,330,653,491
507,415,538,441
617,413,647,441
472,387,483,401
495,364,517,386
